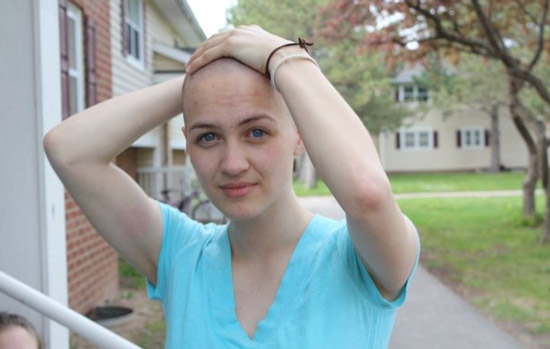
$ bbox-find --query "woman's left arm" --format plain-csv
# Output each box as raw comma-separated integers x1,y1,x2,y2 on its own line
187,26,418,300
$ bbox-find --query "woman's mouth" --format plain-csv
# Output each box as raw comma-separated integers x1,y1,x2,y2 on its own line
219,182,257,198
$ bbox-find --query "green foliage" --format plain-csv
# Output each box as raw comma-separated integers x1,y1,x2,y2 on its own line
228,0,408,133
415,54,508,119
398,196,550,335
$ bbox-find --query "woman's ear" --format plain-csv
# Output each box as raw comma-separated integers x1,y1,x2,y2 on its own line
293,132,305,156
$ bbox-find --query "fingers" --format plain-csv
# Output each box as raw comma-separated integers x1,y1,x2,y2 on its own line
187,33,230,73
185,25,288,75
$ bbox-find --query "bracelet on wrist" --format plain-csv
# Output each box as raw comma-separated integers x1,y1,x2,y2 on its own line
264,38,314,79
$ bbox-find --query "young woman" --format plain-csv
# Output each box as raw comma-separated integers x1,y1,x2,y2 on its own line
45,25,419,348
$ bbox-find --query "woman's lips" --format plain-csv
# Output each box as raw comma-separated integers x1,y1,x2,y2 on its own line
219,182,256,198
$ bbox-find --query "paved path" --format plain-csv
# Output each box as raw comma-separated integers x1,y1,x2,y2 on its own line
298,195,524,349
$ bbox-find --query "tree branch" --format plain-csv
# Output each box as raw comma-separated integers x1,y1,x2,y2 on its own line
512,0,538,24
528,0,550,71
470,0,508,60
404,0,494,56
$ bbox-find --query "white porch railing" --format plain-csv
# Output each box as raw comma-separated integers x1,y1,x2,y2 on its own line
137,165,195,202
0,270,142,349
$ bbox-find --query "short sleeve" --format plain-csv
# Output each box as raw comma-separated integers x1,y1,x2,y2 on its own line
335,215,420,309
147,201,204,300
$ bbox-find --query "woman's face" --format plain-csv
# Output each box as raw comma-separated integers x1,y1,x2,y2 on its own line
183,67,300,220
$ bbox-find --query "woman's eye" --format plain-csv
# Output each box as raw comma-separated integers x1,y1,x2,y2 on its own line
198,133,217,143
250,129,267,138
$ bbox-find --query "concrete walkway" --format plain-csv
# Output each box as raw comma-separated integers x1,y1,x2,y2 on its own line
298,195,525,349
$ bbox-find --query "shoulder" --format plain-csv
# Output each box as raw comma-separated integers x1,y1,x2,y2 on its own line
157,201,223,249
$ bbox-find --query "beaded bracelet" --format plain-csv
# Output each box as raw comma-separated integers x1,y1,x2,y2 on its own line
264,38,314,79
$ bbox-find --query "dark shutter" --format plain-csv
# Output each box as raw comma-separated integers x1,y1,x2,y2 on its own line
485,129,490,147
394,87,399,102
456,130,462,148
395,132,401,149
85,17,97,107
142,1,147,67
433,131,438,148
59,0,70,119
121,0,128,56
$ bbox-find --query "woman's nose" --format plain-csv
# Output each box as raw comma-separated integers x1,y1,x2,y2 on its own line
220,142,249,176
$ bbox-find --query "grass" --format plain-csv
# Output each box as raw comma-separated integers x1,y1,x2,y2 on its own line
118,257,147,289
398,195,550,338
294,172,528,196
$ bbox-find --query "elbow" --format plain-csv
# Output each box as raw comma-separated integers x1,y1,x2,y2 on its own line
346,174,392,217
43,128,71,167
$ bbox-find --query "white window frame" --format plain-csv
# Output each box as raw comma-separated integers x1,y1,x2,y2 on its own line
67,3,85,114
397,84,429,103
400,127,434,151
461,126,485,149
125,0,145,69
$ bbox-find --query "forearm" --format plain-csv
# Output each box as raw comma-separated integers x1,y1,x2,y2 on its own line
273,53,391,212
45,76,184,165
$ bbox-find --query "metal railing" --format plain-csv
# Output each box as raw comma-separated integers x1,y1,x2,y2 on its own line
0,270,141,349
137,165,195,202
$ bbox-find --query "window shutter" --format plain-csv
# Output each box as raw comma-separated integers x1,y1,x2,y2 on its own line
85,17,97,107
485,129,490,147
121,0,128,56
394,87,399,102
433,131,438,148
395,132,401,149
142,1,147,68
456,130,462,148
58,0,70,119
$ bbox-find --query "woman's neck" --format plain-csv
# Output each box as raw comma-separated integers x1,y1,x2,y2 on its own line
228,192,313,262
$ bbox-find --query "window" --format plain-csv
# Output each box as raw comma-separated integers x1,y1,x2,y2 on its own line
67,3,85,116
124,0,144,65
460,127,486,149
399,127,434,151
397,85,429,103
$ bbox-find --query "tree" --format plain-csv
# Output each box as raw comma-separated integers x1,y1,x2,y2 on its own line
416,54,509,172
228,0,408,188
320,0,550,243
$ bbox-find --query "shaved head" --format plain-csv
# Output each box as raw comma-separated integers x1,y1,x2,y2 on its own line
182,58,288,124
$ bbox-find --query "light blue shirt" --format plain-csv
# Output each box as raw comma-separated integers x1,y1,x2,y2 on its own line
148,202,420,348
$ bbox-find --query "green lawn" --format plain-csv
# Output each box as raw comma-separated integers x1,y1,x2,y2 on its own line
398,195,550,340
294,172,528,196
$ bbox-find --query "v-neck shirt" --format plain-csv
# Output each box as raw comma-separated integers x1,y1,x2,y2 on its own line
148,202,419,348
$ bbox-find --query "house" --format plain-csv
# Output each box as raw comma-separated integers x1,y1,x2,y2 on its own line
61,0,205,317
378,65,528,173
0,1,204,347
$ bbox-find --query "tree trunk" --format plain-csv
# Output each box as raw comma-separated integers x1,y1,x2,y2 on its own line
543,167,550,244
508,76,537,218
489,104,501,173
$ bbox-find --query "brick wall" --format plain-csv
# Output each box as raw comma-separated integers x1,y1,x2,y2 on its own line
64,0,117,314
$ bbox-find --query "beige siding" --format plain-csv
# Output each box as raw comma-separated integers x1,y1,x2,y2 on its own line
169,116,186,150
111,0,190,151
381,106,528,172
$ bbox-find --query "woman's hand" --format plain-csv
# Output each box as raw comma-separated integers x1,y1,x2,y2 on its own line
185,25,292,75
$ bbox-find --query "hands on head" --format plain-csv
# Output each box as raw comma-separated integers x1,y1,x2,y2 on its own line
185,25,293,76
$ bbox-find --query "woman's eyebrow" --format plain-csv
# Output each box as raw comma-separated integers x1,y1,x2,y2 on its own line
188,122,220,131
238,114,278,126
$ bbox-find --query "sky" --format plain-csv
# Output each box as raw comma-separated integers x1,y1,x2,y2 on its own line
187,0,236,37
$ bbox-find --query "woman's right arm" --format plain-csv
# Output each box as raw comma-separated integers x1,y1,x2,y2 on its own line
44,76,185,285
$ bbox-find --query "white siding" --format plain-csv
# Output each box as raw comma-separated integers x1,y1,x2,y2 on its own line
381,107,528,172
110,0,190,150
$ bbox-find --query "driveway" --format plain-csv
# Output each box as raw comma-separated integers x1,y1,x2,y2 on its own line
298,195,524,349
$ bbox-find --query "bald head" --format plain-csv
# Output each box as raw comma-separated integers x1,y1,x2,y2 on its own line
182,58,284,123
